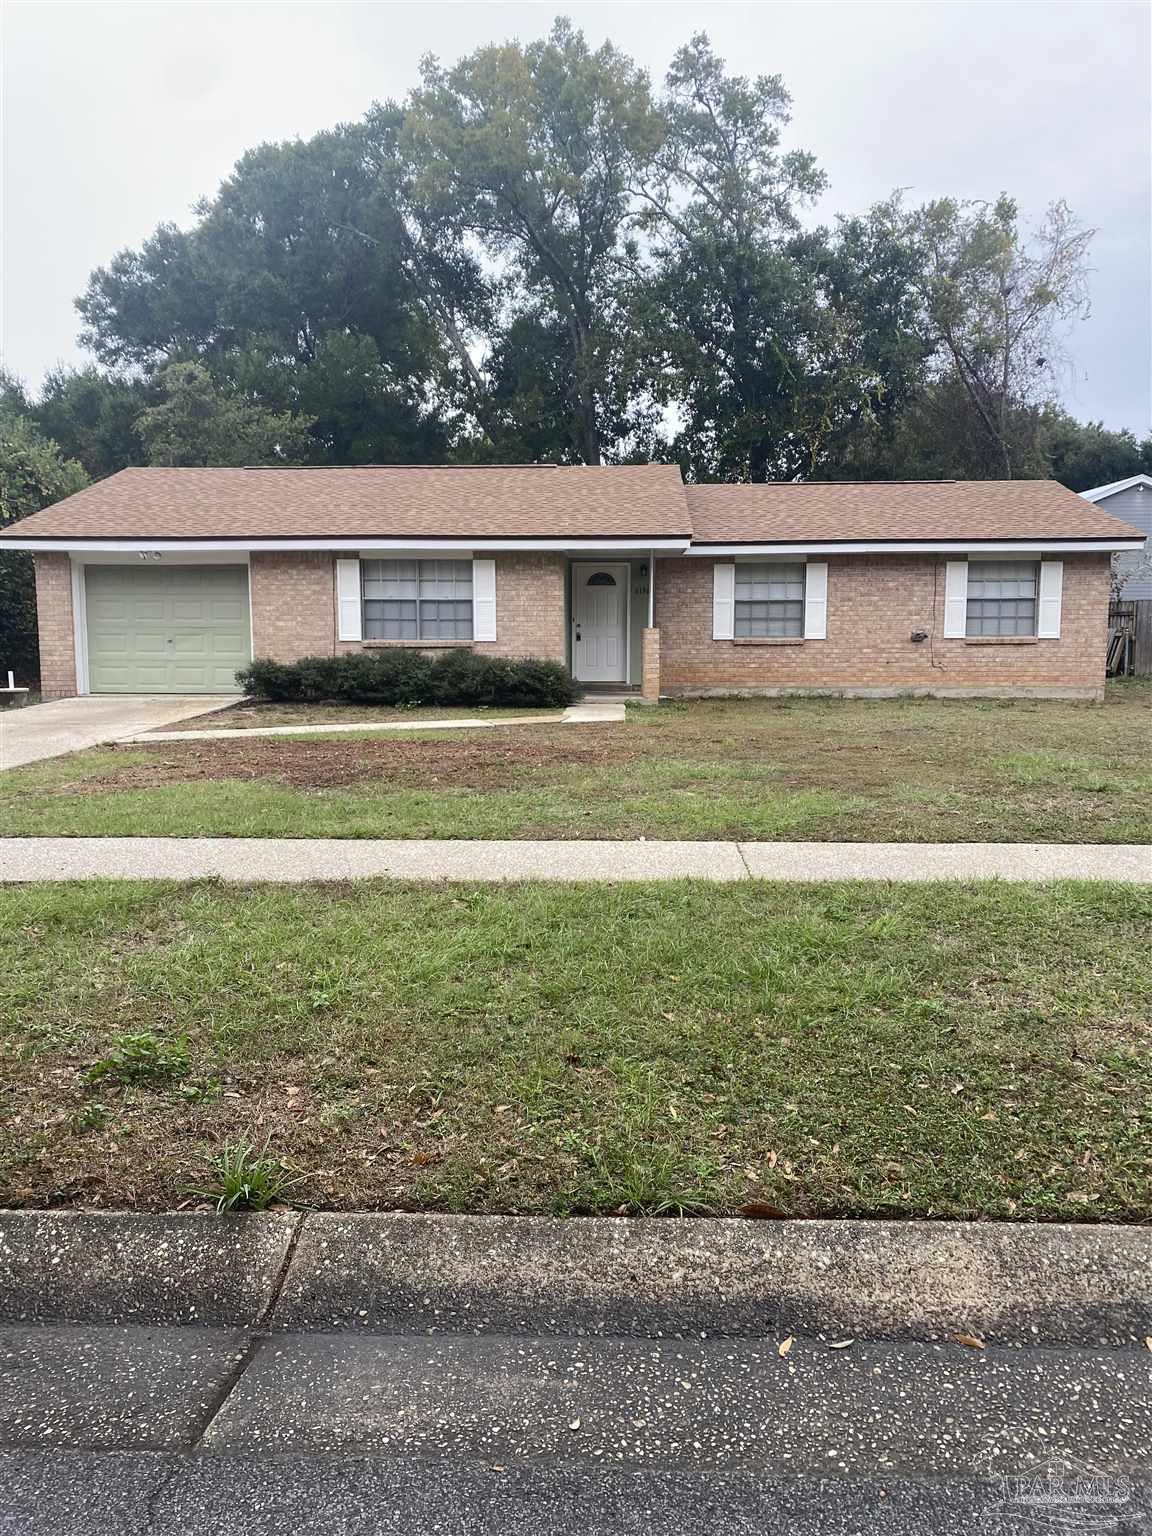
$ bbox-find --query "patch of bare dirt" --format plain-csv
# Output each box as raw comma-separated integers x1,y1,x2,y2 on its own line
60,728,642,794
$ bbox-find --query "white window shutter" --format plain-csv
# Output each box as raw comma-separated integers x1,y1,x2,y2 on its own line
472,558,496,641
943,560,968,638
336,558,362,641
1037,560,1063,638
712,561,735,639
803,561,828,639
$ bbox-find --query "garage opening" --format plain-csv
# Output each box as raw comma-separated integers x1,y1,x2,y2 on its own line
83,564,251,694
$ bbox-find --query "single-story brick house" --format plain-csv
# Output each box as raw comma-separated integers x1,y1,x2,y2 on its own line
2,465,1144,702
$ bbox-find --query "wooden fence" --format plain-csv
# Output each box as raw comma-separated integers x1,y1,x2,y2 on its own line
1108,600,1152,676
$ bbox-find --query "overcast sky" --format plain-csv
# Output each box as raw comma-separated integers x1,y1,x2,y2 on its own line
3,1,1149,433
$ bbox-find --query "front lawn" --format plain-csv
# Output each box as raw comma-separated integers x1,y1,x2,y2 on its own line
4,687,1150,842
1,879,1148,1220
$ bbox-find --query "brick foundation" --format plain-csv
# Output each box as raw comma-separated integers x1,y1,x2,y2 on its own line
653,553,1110,699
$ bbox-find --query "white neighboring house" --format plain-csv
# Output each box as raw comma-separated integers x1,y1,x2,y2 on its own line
1082,475,1152,598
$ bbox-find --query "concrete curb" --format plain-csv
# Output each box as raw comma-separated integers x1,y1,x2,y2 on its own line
1,837,1149,884
270,1213,1152,1344
0,1210,299,1326
2,1211,1148,1344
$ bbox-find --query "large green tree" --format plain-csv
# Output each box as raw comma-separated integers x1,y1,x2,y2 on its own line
32,366,153,479
0,409,88,686
635,38,929,481
52,19,1117,485
402,19,664,463
1040,410,1152,492
911,195,1093,477
135,362,314,467
77,126,449,464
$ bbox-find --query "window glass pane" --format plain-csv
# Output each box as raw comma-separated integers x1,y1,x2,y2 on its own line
419,600,473,640
362,560,474,640
734,599,804,637
363,560,418,600
364,600,418,640
419,560,473,599
966,561,1038,636
735,563,805,602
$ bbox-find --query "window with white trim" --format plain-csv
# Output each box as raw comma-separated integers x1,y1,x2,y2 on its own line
734,562,806,637
361,559,474,641
965,560,1039,637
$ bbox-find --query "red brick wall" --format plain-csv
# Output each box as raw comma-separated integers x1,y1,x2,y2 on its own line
250,552,336,662
653,553,1110,698
474,553,567,661
33,553,77,699
250,551,567,664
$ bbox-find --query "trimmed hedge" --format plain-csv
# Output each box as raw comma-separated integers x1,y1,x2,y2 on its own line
236,650,582,709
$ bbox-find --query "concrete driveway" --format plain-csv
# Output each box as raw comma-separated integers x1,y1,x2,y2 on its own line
0,695,236,770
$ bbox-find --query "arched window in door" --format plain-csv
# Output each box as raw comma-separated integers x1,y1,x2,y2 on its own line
586,571,617,586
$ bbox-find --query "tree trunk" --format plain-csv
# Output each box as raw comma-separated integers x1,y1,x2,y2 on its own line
568,312,601,465
748,439,770,483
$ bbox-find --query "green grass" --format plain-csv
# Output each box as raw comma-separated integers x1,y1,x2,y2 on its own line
1,879,1148,1221
4,688,1149,842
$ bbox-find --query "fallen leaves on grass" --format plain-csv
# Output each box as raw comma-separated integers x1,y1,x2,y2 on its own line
738,1201,789,1219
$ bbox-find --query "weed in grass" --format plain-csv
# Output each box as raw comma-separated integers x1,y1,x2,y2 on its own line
196,1139,301,1213
74,1102,109,1132
175,1078,221,1103
86,1032,188,1086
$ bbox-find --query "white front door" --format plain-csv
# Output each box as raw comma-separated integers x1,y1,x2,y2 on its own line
573,563,628,683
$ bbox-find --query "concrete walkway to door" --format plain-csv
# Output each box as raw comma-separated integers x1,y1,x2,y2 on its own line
120,698,628,744
0,695,237,771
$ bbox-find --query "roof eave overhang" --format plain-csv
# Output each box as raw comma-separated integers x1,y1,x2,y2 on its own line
4,534,1142,555
686,537,1146,555
1081,475,1152,502
1,534,693,554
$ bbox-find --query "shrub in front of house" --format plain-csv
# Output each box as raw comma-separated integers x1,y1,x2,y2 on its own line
236,651,581,708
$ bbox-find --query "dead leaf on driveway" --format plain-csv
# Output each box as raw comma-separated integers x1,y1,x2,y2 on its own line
778,1337,794,1357
951,1333,986,1350
738,1201,789,1220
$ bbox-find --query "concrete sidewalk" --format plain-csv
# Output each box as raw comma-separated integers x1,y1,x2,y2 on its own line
0,836,1149,883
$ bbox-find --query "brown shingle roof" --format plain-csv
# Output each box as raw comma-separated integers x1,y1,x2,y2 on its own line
685,479,1144,543
1,465,1142,546
1,464,691,541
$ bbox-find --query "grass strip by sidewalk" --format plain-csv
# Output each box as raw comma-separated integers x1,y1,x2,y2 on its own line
1,879,1148,1222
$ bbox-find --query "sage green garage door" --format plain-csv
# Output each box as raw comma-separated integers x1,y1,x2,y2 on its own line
84,564,251,694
